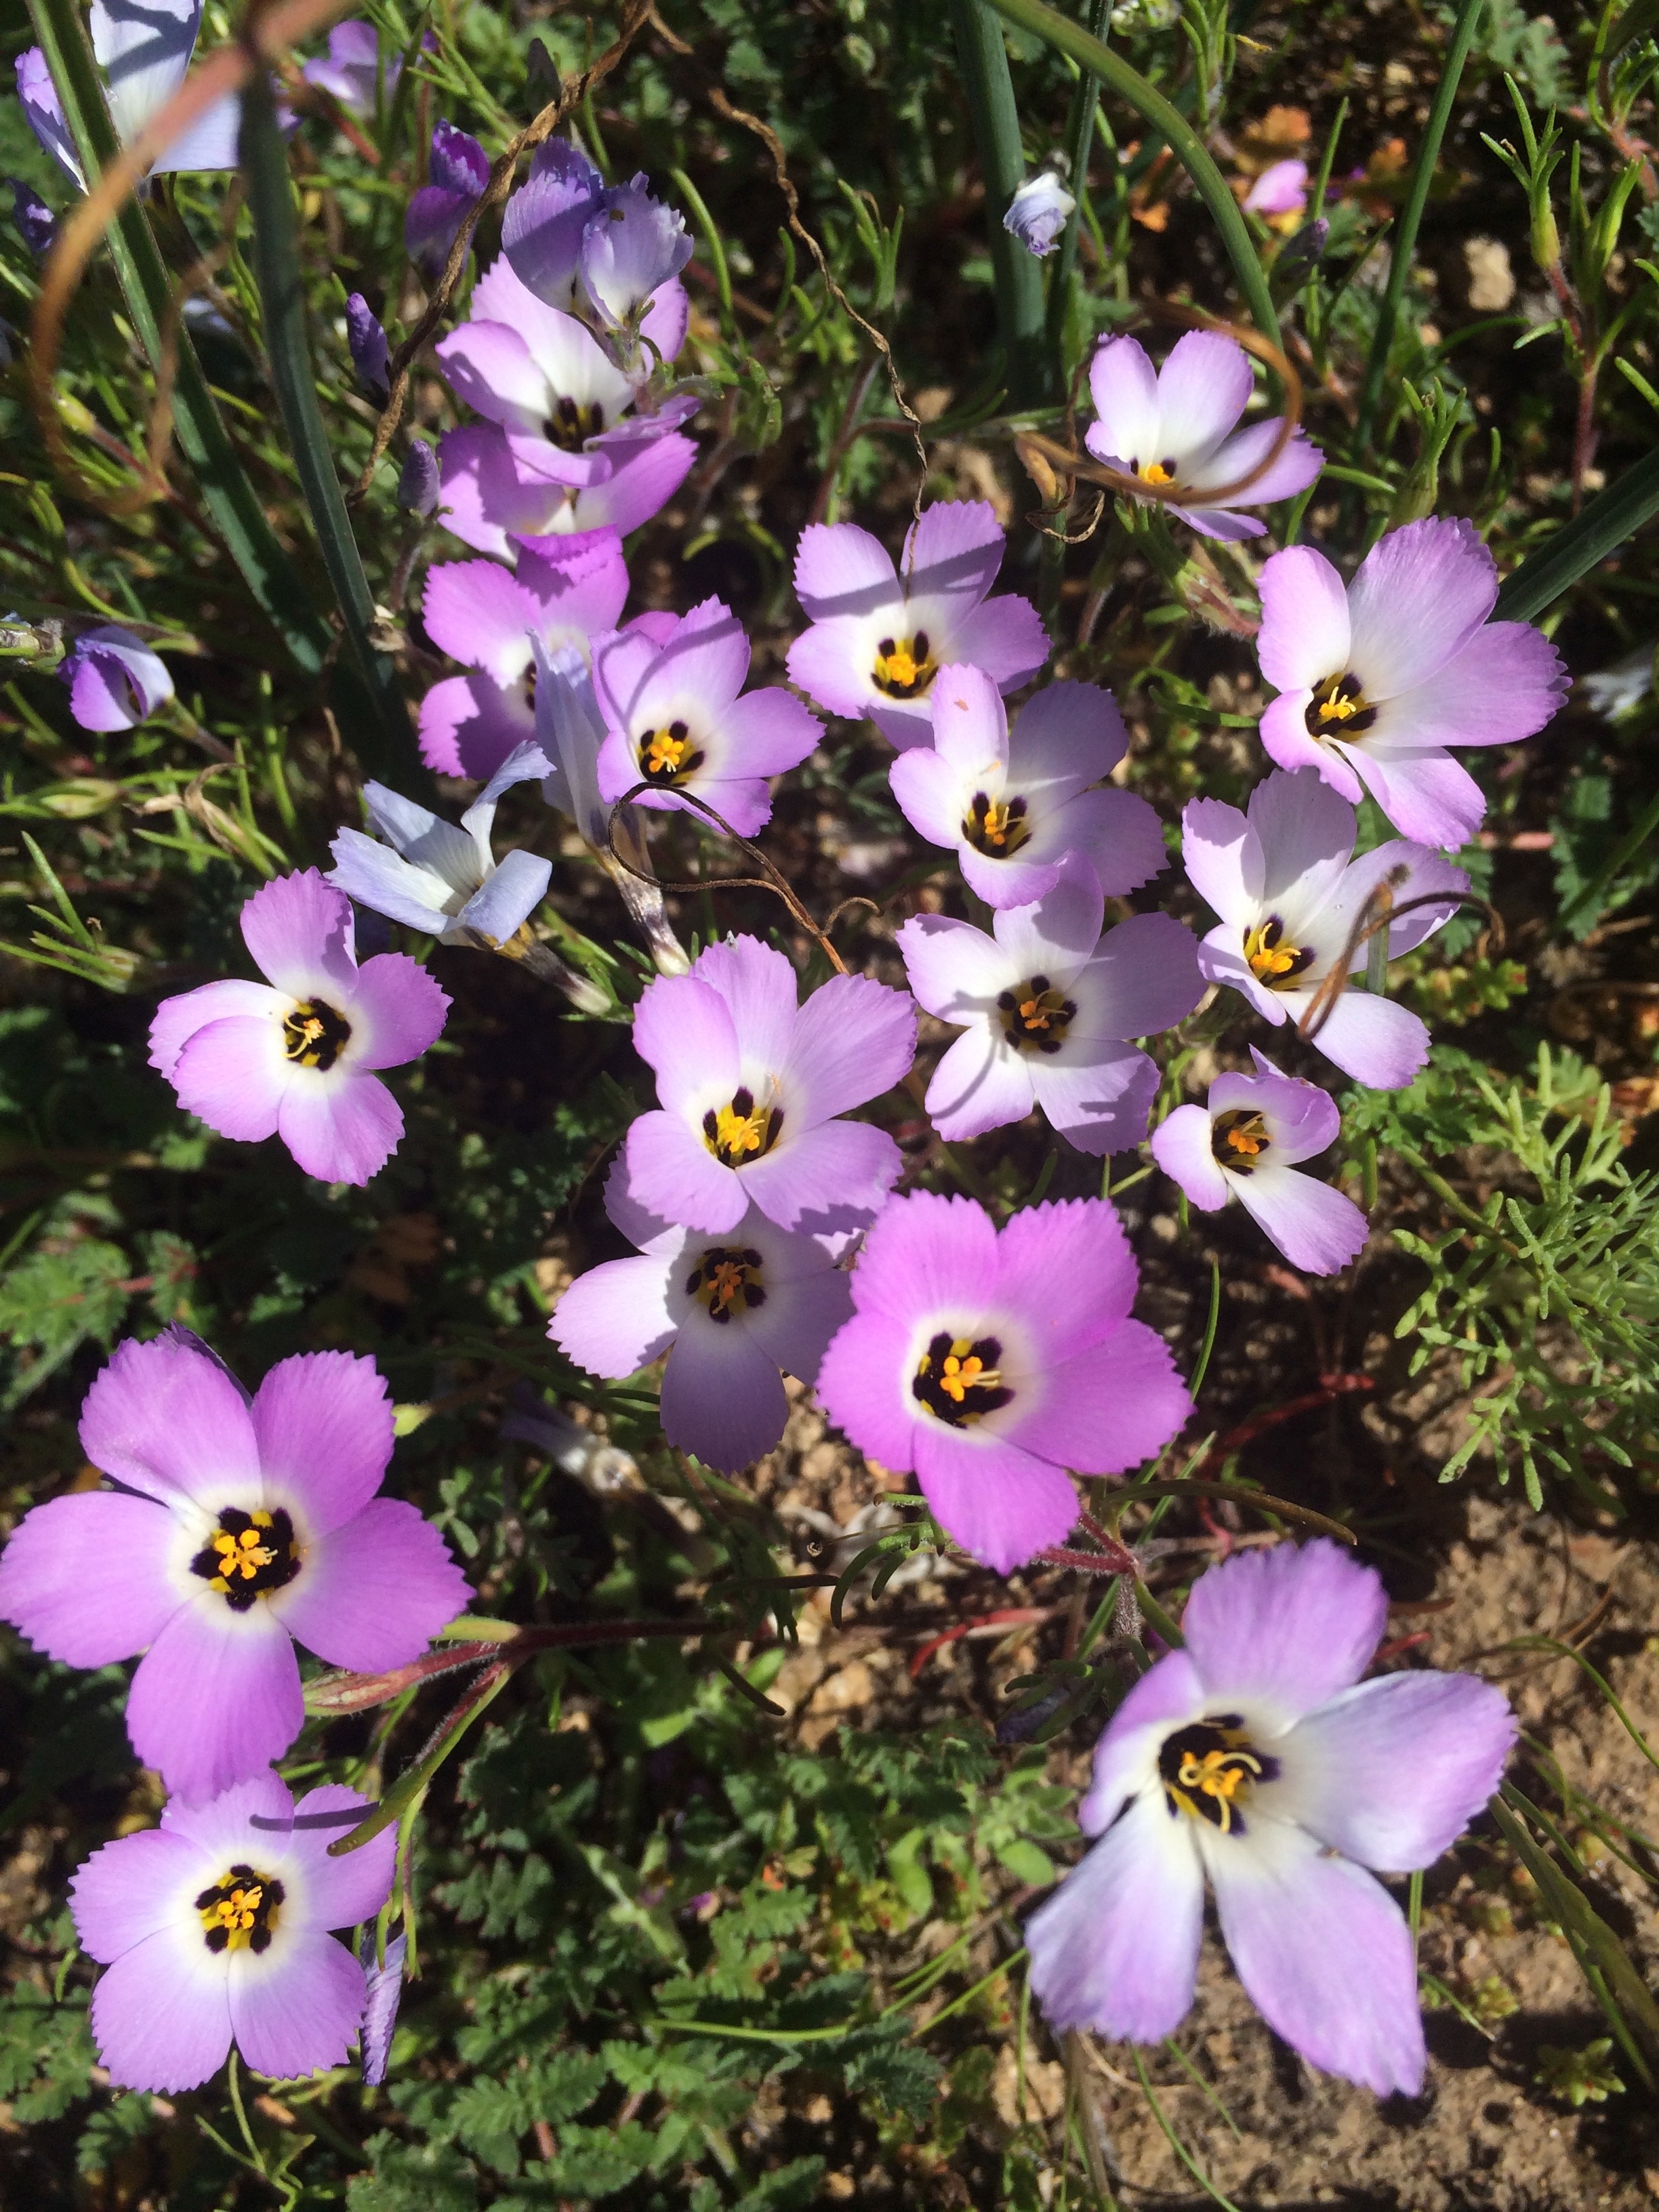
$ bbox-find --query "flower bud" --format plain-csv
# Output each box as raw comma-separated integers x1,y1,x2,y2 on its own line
346,292,390,401
396,440,439,516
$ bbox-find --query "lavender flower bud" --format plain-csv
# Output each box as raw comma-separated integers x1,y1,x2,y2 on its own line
1003,171,1076,258
359,1931,407,2087
346,291,390,401
9,177,55,260
396,441,439,516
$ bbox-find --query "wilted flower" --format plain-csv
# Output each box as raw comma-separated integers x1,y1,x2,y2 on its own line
817,1192,1191,1572
9,176,56,259
1027,1540,1515,2094
593,595,823,838
552,1160,854,1473
59,624,172,731
0,1330,469,1803
70,1773,397,2091
1086,330,1323,540
1183,769,1465,1089
345,292,389,400
890,665,1166,907
898,855,1202,1151
149,869,450,1184
1256,517,1570,848
20,2,241,188
301,20,397,115
1004,169,1076,256
1581,641,1653,722
786,500,1048,750
623,934,916,1239
1151,1048,1368,1273
405,118,489,279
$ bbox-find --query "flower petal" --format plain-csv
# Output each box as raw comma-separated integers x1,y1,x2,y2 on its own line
344,953,450,1071
625,1108,745,1234
150,980,285,1082
127,1597,304,1805
1183,417,1322,506
1248,769,1357,928
422,558,541,679
793,520,900,623
417,672,535,780
1181,1538,1388,1725
1027,1790,1205,2042
897,914,1009,1020
914,1422,1078,1573
1347,516,1496,698
1300,986,1430,1089
229,1929,366,2081
1232,1163,1368,1275
660,1317,790,1473
249,1352,392,1538
1155,330,1254,463
815,1311,920,1470
241,869,357,1000
1181,796,1262,927
171,1017,291,1143
552,1254,678,1377
993,1197,1137,1354
89,1925,233,2093
924,1025,1036,1142
286,1784,397,1930
739,1118,902,1239
695,937,800,1081
1086,336,1162,473
71,1827,202,1964
1257,544,1351,693
1028,1042,1160,1155
1011,1317,1191,1475
0,1492,180,1666
1338,741,1489,850
1070,912,1204,1038
1078,1650,1206,1834
272,1500,468,1670
844,1187,998,1324
1151,1102,1230,1210
1370,619,1568,752
276,1070,405,1187
632,972,740,1114
779,971,917,1124
80,1334,260,1507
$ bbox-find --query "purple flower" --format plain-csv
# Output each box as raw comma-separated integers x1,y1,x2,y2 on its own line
1086,331,1323,541
21,4,242,188
786,501,1049,751
623,934,916,1240
593,596,823,838
1183,769,1466,1090
436,419,695,558
1256,517,1570,849
579,173,693,333
359,1929,408,2086
1004,171,1076,257
302,21,397,115
890,665,1167,907
327,742,552,946
417,528,628,779
501,140,692,354
552,1158,854,1473
405,118,489,279
397,440,439,516
1151,1048,1368,1274
1026,1540,1515,2094
69,1772,398,2092
816,1193,1191,1572
501,137,608,306
898,855,1202,1152
148,869,450,1185
18,49,81,186
0,1331,470,1804
10,176,56,260
1244,157,1309,218
346,292,389,401
59,624,172,731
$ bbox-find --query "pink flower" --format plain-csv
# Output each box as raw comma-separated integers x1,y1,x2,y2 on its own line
70,1772,397,2091
1256,516,1570,848
888,665,1168,907
436,419,696,558
815,1193,1191,1572
785,501,1048,750
1027,1541,1515,2095
1244,158,1309,218
0,1330,469,1804
1151,1048,1368,1274
301,20,397,115
59,625,172,731
1086,331,1323,541
148,870,449,1185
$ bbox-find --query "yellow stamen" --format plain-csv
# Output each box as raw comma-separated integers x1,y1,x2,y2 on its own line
1242,918,1306,985
643,728,693,776
1317,691,1362,723
1139,460,1174,487
712,1101,769,1158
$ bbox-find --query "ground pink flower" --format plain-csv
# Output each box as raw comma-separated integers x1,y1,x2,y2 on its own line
815,1193,1191,1572
1151,1048,1367,1273
889,665,1167,907
70,1773,396,2091
785,501,1048,750
0,1330,469,1804
898,855,1202,1151
1256,516,1570,848
1086,331,1322,540
1027,1540,1515,2094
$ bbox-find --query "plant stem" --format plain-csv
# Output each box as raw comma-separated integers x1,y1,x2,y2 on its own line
950,0,1051,409
1355,0,1486,447
1043,0,1111,375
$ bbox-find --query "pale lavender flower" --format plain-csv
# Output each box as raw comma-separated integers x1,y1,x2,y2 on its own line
405,119,489,279
1244,157,1309,218
148,869,450,1185
786,501,1048,750
0,1330,468,1804
623,934,916,1240
552,1160,854,1473
898,855,1202,1152
20,3,242,189
1256,517,1570,848
302,21,396,115
1151,1048,1367,1274
579,173,693,332
59,625,172,731
70,1774,397,2091
359,1930,408,2086
816,1193,1191,1573
1086,330,1323,540
346,292,389,400
1027,1540,1515,2094
889,664,1166,907
1004,170,1075,256
501,140,691,354
1183,769,1465,1090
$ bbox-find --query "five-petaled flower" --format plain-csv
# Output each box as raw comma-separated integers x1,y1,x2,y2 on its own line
1256,516,1570,850
1183,769,1467,1090
0,1330,470,1805
816,1193,1192,1572
623,934,916,1241
898,855,1202,1151
552,1160,854,1473
786,501,1048,750
1151,1047,1368,1274
148,870,450,1186
70,1771,397,2092
1086,331,1323,541
890,665,1168,908
1026,1540,1515,2095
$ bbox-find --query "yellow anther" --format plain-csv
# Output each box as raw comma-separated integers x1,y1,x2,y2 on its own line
872,633,937,700
1225,1123,1265,1158
978,802,1020,850
712,1101,769,1158
644,729,692,775
707,1259,747,1311
1242,918,1307,986
1317,691,1363,722
1139,460,1174,487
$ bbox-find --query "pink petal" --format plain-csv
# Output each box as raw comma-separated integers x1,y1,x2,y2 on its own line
1010,1317,1191,1475
1303,985,1431,1088
994,1196,1138,1353
1154,329,1253,459
285,1784,398,1929
0,1492,180,1665
1340,742,1487,849
1347,516,1496,698
1232,1163,1368,1275
171,1016,291,1143
128,1597,304,1805
1009,678,1128,796
1180,795,1261,926
1248,766,1358,914
1086,336,1162,470
949,590,1048,691
1257,544,1351,693
898,913,1009,1019
1071,911,1204,1037
660,1318,790,1472
815,1309,921,1470
640,276,689,360
150,980,283,1080
1166,501,1268,543
1151,1101,1230,1210
277,1070,405,1186
422,560,541,680
719,685,823,777
738,1117,902,1237
914,1422,1078,1572
249,1351,393,1537
272,1500,469,1670
552,1252,679,1376
1027,1790,1204,2041
888,746,969,851
436,423,555,558
786,614,885,721
695,935,800,1075
344,952,450,1070
845,1187,999,1324
630,595,751,722
624,1108,745,1233
159,1769,294,1860
417,671,535,779
1035,785,1169,901
741,1252,855,1385
928,659,1009,775
434,319,550,432
1372,617,1567,752
779,970,917,1122
71,1828,201,1964
793,520,899,622
79,1334,260,1507
902,498,1008,609
1183,417,1323,507
1181,1538,1388,1723
1258,691,1357,790
1078,1649,1206,1833
89,1926,233,2093
241,869,357,1000
229,1929,366,2081
572,429,695,535
633,972,740,1113
924,1026,1037,1141
1216,1050,1340,1164
518,529,630,640
1028,1041,1160,1155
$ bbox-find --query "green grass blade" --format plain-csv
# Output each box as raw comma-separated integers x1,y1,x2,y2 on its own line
1495,447,1659,621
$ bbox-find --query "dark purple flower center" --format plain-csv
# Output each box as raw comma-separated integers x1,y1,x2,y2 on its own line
701,1087,783,1168
1241,916,1315,990
1211,1108,1270,1174
872,632,936,700
542,394,607,451
197,1862,284,1954
912,1332,1013,1427
283,998,351,1071
1159,1715,1277,1835
638,718,706,787
998,973,1076,1054
685,1244,766,1324
962,789,1031,858
190,1507,299,1612
1305,670,1376,737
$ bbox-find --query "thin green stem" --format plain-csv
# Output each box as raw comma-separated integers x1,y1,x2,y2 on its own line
950,0,1051,408
1044,0,1111,373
